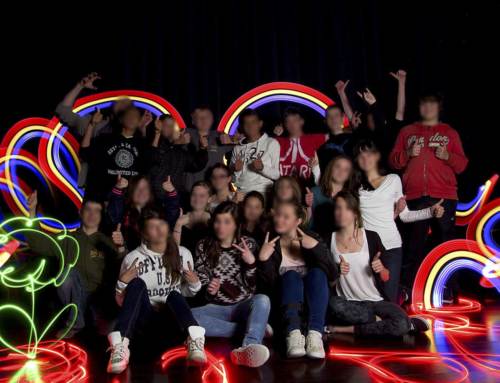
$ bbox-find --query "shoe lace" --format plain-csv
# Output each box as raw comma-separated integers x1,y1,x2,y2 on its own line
306,334,322,350
188,337,205,352
107,343,126,362
289,333,305,348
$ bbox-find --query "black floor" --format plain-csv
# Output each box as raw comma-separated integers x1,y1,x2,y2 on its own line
75,301,500,383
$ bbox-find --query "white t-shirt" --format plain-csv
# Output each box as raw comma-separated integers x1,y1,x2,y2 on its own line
116,244,201,307
331,230,383,302
359,174,432,249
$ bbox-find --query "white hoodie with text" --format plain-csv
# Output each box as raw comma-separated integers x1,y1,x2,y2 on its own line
116,244,201,307
230,133,280,194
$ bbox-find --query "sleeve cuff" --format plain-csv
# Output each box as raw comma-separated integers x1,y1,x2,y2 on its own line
112,187,124,196
116,280,128,293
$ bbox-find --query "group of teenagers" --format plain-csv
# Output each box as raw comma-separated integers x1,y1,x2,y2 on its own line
26,71,468,373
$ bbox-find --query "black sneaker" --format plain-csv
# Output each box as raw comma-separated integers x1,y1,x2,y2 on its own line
409,316,431,333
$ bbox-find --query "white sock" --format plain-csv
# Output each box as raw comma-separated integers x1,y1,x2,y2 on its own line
188,325,205,339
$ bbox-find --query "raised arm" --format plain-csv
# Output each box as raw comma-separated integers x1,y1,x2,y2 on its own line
389,70,407,121
55,73,101,137
334,80,354,121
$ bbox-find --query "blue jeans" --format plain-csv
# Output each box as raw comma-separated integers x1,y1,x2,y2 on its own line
192,294,270,346
57,269,89,331
381,247,403,303
281,268,329,334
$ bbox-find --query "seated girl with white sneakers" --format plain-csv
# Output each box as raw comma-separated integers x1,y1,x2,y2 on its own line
258,201,338,359
107,208,206,374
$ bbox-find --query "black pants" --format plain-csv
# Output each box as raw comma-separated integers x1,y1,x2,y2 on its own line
402,197,457,289
329,296,411,337
114,278,198,340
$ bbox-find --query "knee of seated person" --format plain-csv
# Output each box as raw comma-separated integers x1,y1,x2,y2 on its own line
328,296,345,313
391,316,411,336
253,294,271,310
282,270,302,281
126,277,147,291
307,267,327,281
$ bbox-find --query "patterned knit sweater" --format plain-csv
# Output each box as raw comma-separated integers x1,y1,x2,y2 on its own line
195,236,257,305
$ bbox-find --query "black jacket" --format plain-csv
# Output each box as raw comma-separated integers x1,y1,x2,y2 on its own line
327,229,389,301
148,139,208,198
258,232,338,290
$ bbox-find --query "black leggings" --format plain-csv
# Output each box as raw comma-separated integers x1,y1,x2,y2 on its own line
329,296,411,337
115,278,198,339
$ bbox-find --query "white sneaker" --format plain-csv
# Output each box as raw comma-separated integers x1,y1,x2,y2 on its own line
106,331,130,374
231,344,270,368
186,326,207,364
306,330,325,359
286,329,306,358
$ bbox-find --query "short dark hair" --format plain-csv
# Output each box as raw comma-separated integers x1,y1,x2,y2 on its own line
419,92,443,105
81,197,104,212
238,108,261,125
192,105,213,114
118,105,141,120
283,106,304,120
159,113,174,122
326,104,344,114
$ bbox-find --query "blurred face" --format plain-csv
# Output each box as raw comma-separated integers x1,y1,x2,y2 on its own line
273,204,301,235
161,117,176,139
419,101,440,122
244,197,264,223
132,179,151,207
284,114,304,137
356,149,380,173
121,108,141,131
210,168,231,192
191,185,210,211
330,158,352,184
143,218,168,245
112,98,132,114
242,115,263,139
334,197,356,229
192,109,214,132
326,108,344,131
80,201,102,229
276,179,295,202
214,212,237,242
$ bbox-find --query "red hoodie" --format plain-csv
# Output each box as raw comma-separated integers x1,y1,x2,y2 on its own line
276,133,326,179
389,122,468,200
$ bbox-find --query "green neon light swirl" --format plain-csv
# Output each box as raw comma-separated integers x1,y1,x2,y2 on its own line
0,216,79,359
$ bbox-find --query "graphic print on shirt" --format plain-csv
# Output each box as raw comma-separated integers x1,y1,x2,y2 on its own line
242,147,264,163
137,256,177,300
106,141,140,176
280,138,312,178
407,133,449,149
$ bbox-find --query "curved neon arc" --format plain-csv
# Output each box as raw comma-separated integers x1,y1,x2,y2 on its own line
456,174,498,225
217,82,336,135
69,90,186,129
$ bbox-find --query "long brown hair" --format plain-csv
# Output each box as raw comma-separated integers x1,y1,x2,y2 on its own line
333,190,363,230
203,201,241,268
320,155,356,197
139,208,182,284
274,200,308,229
273,176,302,206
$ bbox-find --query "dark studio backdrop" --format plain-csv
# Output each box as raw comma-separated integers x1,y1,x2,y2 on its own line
1,0,497,198
0,0,498,337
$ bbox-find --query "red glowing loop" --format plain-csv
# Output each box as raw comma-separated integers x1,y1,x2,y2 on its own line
0,340,88,382
160,346,229,383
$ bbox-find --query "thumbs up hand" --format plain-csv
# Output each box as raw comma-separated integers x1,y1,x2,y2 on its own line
435,144,449,160
371,252,385,273
305,187,314,207
431,198,445,218
162,175,175,192
115,174,128,190
339,255,350,276
112,223,125,248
